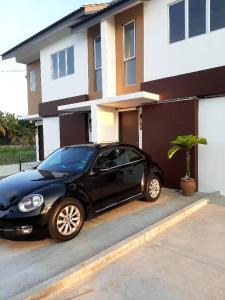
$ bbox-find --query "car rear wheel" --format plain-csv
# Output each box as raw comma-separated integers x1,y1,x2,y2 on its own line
143,175,161,202
48,198,84,242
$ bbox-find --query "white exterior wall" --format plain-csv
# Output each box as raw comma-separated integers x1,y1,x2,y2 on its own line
91,105,118,143
144,0,225,81
101,16,117,98
43,117,60,157
198,97,225,195
40,30,88,102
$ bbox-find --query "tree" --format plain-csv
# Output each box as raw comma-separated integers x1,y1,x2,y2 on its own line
168,135,207,179
0,111,35,146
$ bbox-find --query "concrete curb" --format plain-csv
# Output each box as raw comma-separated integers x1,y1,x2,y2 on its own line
19,197,208,300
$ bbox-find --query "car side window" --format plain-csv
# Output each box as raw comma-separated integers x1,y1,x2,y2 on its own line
127,149,143,163
94,148,129,170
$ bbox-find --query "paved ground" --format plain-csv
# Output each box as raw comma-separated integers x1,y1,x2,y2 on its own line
57,194,225,300
0,189,206,299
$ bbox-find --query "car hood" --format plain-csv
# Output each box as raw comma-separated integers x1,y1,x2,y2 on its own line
0,169,81,209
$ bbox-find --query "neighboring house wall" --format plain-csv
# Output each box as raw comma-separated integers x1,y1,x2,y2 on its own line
198,97,225,195
43,117,60,156
40,30,88,102
27,60,42,115
144,0,225,82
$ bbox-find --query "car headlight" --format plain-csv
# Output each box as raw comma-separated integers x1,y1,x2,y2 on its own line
18,194,44,212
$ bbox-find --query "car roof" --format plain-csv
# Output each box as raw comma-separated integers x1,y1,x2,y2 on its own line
63,142,138,150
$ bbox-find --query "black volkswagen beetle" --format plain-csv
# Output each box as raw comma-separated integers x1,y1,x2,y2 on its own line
0,143,163,242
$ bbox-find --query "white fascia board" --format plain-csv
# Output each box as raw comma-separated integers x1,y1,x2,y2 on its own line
18,114,42,121
58,91,159,112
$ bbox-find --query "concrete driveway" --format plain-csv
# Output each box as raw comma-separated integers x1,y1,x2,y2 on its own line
0,189,206,300
57,194,225,300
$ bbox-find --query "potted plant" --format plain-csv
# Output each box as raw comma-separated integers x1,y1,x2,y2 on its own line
168,135,207,196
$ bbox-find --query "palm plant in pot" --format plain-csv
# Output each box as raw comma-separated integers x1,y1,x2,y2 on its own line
168,135,207,196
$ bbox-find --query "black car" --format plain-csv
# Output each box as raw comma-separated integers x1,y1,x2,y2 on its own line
0,143,163,242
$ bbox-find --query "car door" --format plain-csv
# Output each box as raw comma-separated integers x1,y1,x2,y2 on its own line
125,148,145,196
86,147,131,213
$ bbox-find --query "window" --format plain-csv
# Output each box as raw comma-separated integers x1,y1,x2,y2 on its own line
210,0,225,31
94,148,129,170
94,36,102,92
169,0,225,44
169,1,185,43
51,46,74,80
30,70,36,92
37,147,95,173
189,0,206,37
123,20,136,85
127,149,143,163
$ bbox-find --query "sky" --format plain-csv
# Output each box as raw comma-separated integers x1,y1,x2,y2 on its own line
0,0,107,116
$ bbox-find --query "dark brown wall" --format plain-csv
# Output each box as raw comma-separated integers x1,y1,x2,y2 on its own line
141,66,225,100
115,4,143,95
27,60,42,115
39,95,88,117
59,113,89,147
142,99,198,189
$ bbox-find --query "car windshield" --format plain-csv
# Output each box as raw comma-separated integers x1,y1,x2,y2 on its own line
37,147,96,173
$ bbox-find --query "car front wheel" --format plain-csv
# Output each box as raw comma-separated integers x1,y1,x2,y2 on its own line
143,175,161,202
48,198,84,242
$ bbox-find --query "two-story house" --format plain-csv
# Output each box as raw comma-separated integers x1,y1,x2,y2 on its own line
2,0,225,194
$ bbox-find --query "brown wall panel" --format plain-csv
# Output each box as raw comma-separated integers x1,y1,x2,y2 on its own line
39,94,88,117
141,66,225,100
27,60,42,115
115,4,143,95
60,113,89,147
142,100,198,189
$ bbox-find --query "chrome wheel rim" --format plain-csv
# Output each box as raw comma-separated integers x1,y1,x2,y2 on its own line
149,179,160,198
56,205,81,236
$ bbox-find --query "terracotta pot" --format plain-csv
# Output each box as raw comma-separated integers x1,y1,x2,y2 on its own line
180,177,196,196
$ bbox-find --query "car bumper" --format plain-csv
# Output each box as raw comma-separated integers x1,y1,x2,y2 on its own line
0,215,49,237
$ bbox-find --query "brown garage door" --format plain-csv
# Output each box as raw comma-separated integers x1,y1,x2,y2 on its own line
142,100,198,189
119,110,139,147
60,113,89,147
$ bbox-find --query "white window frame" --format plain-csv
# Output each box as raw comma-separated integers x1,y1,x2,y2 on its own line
51,45,74,80
123,19,136,86
30,70,36,92
94,35,102,91
168,0,225,44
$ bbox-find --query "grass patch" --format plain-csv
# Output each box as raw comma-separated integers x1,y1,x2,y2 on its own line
0,146,36,165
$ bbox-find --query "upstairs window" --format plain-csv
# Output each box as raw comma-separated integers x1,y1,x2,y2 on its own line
123,20,136,86
169,1,185,43
51,46,74,80
210,0,225,31
169,0,225,44
94,36,102,92
29,70,36,92
189,0,206,37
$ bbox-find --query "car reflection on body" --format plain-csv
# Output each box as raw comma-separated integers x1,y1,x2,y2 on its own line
0,143,163,242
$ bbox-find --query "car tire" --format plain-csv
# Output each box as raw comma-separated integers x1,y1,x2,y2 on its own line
48,198,84,242
143,175,161,202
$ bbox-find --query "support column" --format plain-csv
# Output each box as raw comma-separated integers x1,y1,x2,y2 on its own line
101,16,116,98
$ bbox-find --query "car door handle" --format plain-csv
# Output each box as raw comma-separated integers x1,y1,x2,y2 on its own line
129,169,135,174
